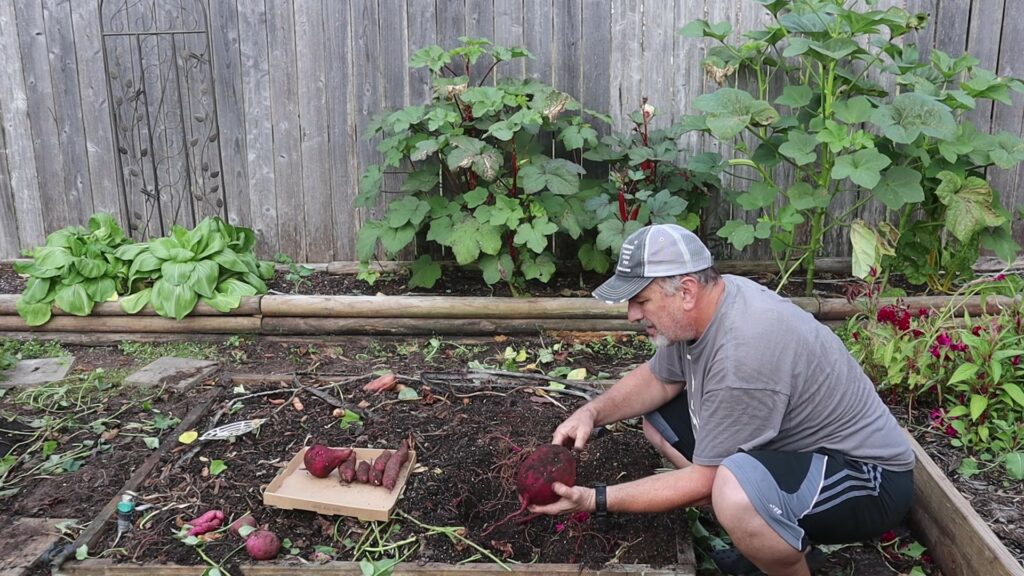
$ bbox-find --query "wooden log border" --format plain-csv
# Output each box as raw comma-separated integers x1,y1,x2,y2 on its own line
907,434,1024,576
0,293,1018,336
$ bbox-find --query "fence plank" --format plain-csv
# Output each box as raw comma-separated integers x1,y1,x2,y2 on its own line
640,0,674,130
608,0,641,133
437,0,465,51
324,0,357,260
465,0,494,81
580,0,610,129
0,0,46,248
295,0,334,262
43,0,94,223
552,0,581,100
0,109,18,256
352,0,384,237
523,0,552,83
673,0,706,157
208,0,252,229
15,0,70,233
964,0,1005,133
991,0,1024,242
237,0,280,256
406,0,436,103
72,0,122,225
493,0,525,80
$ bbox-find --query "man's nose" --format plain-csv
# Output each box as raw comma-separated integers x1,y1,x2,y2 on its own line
627,301,642,322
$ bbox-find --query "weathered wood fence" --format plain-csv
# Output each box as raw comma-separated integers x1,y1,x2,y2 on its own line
1,0,1022,262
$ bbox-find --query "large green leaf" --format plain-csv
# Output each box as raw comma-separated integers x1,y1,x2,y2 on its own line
1003,382,1024,408
786,182,830,210
969,394,988,421
188,260,219,298
161,261,197,286
479,253,515,285
75,257,107,279
446,136,502,181
151,280,199,320
1005,453,1024,480
514,217,558,254
934,171,1006,242
716,220,757,251
217,278,259,298
407,255,442,289
54,284,93,316
831,149,891,189
114,242,149,261
871,166,923,210
119,288,152,314
778,131,818,165
201,291,242,313
518,158,585,196
16,298,52,326
694,88,779,140
212,249,249,274
870,93,956,144
833,96,874,124
21,277,51,304
386,196,431,228
34,246,73,270
83,278,116,302
149,237,194,262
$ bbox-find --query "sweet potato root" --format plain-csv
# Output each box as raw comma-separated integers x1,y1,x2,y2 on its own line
370,451,392,486
338,451,357,484
363,373,397,393
355,460,370,483
382,439,411,490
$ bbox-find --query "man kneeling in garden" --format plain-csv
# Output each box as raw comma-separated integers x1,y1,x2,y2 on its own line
531,224,914,576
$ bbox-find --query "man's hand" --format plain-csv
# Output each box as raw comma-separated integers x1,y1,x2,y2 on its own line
552,406,597,450
527,482,595,515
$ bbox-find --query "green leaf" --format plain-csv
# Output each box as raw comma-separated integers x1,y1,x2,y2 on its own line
386,196,431,228
55,284,93,316
870,93,956,144
188,260,219,298
871,166,923,210
83,278,116,302
831,149,891,189
16,299,52,327
833,96,874,124
577,242,611,274
969,394,988,421
774,85,813,108
218,278,259,297
786,182,830,210
34,246,73,270
935,172,1006,241
1004,453,1024,480
151,280,199,320
356,165,384,207
120,288,152,314
479,253,515,285
76,545,89,561
408,255,442,289
397,387,420,401
21,277,51,304
518,158,585,196
520,252,556,282
948,362,979,385
201,291,241,313
514,218,558,254
209,460,227,475
75,257,107,279
717,220,757,251
679,19,732,41
693,88,779,140
1002,382,1024,408
143,437,159,449
212,249,249,274
446,136,502,180
560,124,598,150
849,220,876,279
778,131,818,165
735,181,778,211
161,261,197,286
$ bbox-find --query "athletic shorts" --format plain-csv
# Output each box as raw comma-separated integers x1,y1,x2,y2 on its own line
645,390,914,550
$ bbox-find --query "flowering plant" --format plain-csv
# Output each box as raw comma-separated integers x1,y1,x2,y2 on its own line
842,275,1024,479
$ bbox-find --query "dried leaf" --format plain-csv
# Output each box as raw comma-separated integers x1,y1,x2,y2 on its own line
291,397,304,411
268,398,286,405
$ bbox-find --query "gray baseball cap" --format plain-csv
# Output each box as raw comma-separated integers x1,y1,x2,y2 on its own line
593,224,714,303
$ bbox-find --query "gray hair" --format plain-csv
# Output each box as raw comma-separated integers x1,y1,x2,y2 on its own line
656,267,721,295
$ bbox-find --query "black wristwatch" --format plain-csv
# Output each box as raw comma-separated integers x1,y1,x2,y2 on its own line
593,482,609,528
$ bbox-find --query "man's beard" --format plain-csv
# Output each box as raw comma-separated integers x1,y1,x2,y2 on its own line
651,334,670,349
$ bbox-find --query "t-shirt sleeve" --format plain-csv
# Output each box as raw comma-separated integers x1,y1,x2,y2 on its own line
691,387,789,466
649,345,686,384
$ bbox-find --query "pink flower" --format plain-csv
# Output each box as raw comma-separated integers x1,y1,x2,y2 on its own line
570,511,590,524
554,521,566,533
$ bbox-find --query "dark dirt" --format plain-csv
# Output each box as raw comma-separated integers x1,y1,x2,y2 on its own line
2,260,1017,574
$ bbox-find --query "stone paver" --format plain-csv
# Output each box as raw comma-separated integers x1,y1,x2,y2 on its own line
0,357,74,389
125,356,220,394
0,517,74,575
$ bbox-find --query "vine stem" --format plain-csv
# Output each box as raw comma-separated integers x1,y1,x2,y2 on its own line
395,509,511,570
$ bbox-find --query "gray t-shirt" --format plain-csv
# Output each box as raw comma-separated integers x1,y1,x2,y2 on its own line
649,275,914,471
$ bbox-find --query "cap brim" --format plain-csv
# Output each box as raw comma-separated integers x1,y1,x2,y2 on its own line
592,275,654,304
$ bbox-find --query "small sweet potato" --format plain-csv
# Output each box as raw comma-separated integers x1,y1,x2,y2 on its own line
355,460,370,483
363,373,397,393
228,514,257,538
382,439,411,490
338,451,357,484
185,509,225,536
370,451,392,485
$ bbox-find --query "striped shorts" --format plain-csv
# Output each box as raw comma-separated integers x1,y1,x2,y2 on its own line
647,392,913,550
